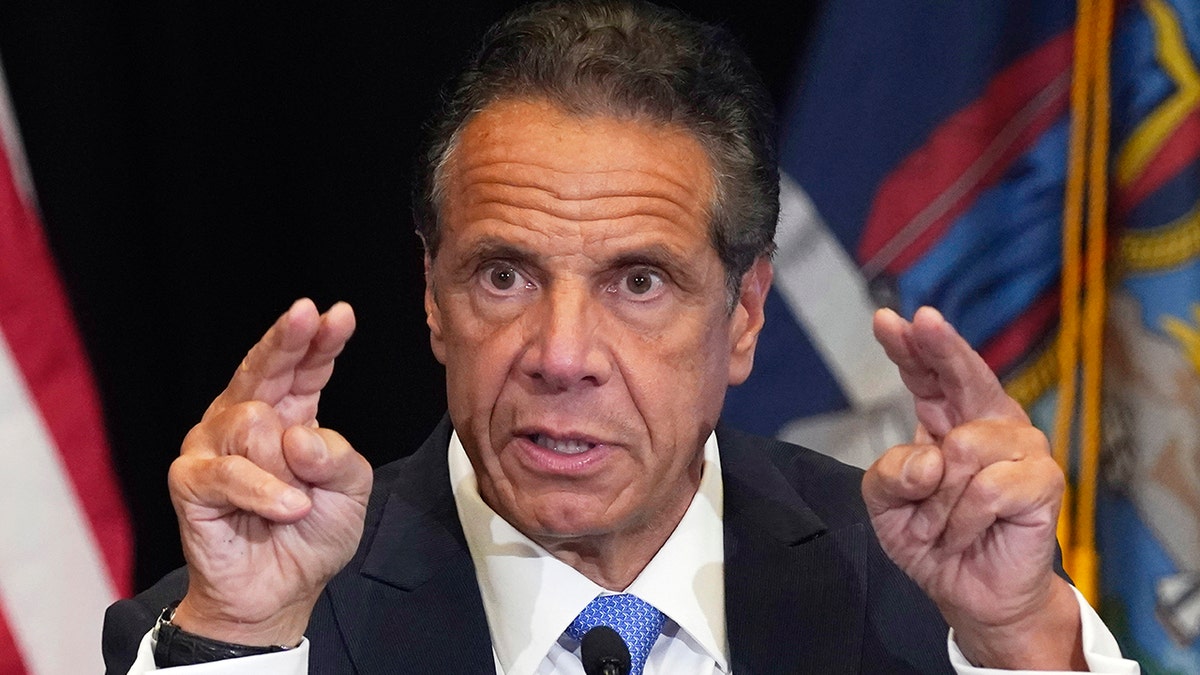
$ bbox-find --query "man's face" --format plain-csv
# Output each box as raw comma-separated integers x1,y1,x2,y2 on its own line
425,99,771,566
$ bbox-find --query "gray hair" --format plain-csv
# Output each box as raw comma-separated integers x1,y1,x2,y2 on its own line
413,0,778,298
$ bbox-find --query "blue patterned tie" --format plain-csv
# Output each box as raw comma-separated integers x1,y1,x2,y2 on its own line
566,594,665,675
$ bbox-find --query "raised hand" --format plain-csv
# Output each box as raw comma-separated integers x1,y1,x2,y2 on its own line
167,299,373,647
863,307,1084,670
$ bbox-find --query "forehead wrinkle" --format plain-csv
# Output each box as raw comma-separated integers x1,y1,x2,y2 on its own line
456,162,708,219
464,190,704,228
458,177,707,233
440,99,720,260
457,157,705,198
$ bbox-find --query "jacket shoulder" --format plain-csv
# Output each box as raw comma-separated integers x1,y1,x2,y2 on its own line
717,425,870,528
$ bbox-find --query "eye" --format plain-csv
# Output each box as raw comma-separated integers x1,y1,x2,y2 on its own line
626,271,655,294
611,267,665,301
481,262,533,295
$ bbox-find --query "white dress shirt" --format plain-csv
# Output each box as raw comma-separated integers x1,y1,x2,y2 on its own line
450,431,729,675
127,431,1138,674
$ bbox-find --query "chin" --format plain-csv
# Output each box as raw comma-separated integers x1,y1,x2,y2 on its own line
518,494,628,541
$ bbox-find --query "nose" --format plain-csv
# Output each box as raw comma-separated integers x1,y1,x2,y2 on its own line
519,283,612,390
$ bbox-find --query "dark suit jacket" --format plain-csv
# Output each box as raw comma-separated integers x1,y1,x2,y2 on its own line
103,417,954,673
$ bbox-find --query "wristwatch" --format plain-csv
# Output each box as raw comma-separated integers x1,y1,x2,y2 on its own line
152,601,294,667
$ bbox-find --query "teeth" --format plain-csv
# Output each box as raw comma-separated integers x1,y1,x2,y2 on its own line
533,434,593,454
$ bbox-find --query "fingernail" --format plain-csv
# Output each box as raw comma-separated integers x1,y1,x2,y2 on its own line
901,448,929,485
298,425,325,455
280,489,308,512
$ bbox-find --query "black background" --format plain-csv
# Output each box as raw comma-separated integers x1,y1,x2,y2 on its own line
0,1,818,592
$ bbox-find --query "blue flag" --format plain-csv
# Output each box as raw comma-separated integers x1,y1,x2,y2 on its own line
723,0,1200,666
1098,0,1200,669
726,0,1075,463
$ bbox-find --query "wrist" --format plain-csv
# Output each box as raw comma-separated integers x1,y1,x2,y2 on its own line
952,579,1087,670
172,593,312,648
153,601,297,668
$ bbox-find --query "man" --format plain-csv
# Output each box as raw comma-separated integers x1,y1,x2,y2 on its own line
104,1,1137,673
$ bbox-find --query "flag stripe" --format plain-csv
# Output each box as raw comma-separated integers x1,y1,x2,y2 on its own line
857,30,1073,278
0,59,129,673
0,334,117,673
0,609,28,675
978,285,1060,374
1115,108,1200,219
0,60,33,208
774,175,906,408
0,68,131,597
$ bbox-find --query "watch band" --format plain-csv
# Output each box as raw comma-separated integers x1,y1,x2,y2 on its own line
152,601,293,667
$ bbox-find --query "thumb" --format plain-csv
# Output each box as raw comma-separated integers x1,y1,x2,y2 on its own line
862,444,944,517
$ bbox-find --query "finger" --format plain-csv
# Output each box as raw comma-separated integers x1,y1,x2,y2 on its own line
176,402,312,521
207,300,356,423
908,306,1026,425
169,453,312,523
942,417,1051,468
872,308,964,439
289,302,357,396
185,401,291,468
234,300,355,411
940,454,1064,554
206,299,322,418
273,302,357,425
874,307,1025,438
906,419,1050,545
862,443,945,517
873,307,935,399
281,426,373,500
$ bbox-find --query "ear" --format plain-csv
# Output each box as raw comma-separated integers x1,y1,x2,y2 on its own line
424,253,447,365
727,257,773,386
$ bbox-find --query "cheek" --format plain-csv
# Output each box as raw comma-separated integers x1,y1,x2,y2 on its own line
616,316,730,424
439,298,527,412
662,313,732,379
691,323,736,417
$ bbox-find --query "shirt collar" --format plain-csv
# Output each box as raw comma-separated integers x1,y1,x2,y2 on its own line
449,430,728,674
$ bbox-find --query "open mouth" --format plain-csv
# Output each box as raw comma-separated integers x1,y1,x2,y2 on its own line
530,433,596,455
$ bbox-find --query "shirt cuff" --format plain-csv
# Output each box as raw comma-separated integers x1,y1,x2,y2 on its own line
125,629,309,674
947,586,1140,674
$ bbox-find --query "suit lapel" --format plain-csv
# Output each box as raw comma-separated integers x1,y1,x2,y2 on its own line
720,427,868,675
324,417,495,673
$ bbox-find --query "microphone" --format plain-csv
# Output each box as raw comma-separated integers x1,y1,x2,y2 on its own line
580,625,631,675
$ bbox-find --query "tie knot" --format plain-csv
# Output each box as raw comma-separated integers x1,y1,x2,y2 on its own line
567,594,665,675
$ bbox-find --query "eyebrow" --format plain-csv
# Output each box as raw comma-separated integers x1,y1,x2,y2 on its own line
462,236,689,267
460,238,534,265
606,243,689,271
447,236,544,283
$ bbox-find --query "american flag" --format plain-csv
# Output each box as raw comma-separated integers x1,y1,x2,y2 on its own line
0,57,131,673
